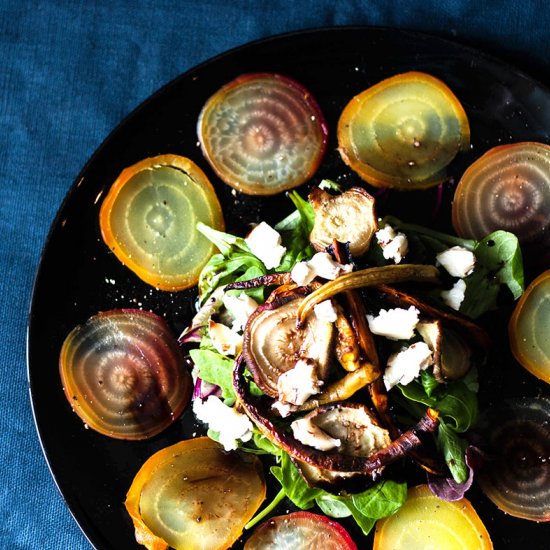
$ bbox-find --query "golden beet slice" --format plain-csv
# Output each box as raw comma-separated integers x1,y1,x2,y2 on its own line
338,71,470,190
100,154,224,291
125,437,266,550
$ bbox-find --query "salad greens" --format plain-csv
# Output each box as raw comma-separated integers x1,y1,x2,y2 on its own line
186,185,525,537
197,190,316,304
244,437,407,536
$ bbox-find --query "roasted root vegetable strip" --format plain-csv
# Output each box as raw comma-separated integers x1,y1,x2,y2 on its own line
297,264,440,325
234,356,439,474
330,240,380,369
296,362,380,412
333,304,363,372
225,272,294,290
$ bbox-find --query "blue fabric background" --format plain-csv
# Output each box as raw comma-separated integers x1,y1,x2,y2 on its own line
1,1,548,548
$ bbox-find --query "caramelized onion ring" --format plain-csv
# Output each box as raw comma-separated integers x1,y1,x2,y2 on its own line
452,142,550,259
477,397,550,521
198,73,328,195
59,309,191,440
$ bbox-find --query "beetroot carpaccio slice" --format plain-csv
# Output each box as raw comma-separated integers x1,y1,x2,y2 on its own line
59,309,192,440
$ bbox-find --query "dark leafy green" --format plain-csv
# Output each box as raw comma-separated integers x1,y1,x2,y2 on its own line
196,223,267,304
396,369,477,482
274,190,316,271
245,449,407,536
188,348,236,405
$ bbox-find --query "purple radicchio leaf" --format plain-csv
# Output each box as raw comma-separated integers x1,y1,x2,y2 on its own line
426,445,485,501
193,377,222,401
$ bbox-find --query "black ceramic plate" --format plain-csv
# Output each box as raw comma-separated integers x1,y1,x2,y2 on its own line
28,27,550,549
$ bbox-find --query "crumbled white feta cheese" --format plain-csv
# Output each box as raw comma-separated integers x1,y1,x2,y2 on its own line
383,341,434,390
291,260,317,286
376,224,409,264
291,417,341,451
193,396,253,451
367,306,420,341
308,252,345,280
314,299,338,322
436,246,476,278
271,400,297,418
375,224,397,246
290,252,352,285
223,292,258,331
208,319,242,356
277,359,323,406
441,278,467,311
245,221,286,269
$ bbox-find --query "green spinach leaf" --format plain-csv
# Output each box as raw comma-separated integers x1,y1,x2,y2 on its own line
188,348,235,405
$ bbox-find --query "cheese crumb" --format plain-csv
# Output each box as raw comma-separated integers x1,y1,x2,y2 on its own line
277,359,322,406
223,292,258,331
383,342,433,390
245,221,286,269
314,299,338,322
436,246,476,278
193,396,253,451
376,224,409,264
291,252,352,285
208,319,242,356
441,278,467,311
291,417,341,451
367,306,420,341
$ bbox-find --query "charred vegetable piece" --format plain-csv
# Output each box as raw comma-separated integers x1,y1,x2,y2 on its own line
452,142,550,261
59,309,191,440
198,73,328,195
337,72,470,190
477,397,550,522
333,303,363,372
242,292,334,397
373,484,492,549
297,264,440,325
297,403,391,456
296,363,380,412
308,187,377,256
244,511,357,550
125,437,266,550
99,154,224,291
234,356,439,475
509,269,550,383
417,320,473,381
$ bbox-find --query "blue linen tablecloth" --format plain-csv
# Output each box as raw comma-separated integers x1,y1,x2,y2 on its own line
1,1,548,548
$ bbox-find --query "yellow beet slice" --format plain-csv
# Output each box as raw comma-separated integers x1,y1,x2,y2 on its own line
100,154,224,291
125,437,266,550
373,484,492,549
509,269,550,383
337,71,470,190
